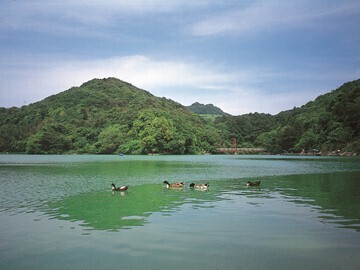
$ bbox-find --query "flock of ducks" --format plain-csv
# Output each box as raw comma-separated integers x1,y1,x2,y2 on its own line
163,180,210,190
111,180,261,193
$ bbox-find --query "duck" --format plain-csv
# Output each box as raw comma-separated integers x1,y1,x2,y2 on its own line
189,182,209,190
246,180,261,187
163,180,184,188
111,183,129,192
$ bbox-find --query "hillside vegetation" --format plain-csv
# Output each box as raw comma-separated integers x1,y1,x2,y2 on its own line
0,78,223,154
215,79,359,154
0,77,359,154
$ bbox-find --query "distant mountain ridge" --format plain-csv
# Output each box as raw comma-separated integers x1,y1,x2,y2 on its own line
187,102,228,115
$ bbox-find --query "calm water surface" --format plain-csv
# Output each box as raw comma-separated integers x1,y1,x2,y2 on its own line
0,154,359,270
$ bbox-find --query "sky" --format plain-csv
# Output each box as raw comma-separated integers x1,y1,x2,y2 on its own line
1,0,359,115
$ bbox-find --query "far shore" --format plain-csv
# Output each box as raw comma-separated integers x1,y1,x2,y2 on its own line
0,150,357,157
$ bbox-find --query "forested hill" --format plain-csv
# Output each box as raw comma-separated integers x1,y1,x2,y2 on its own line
0,78,219,154
250,79,360,154
187,102,227,115
0,77,359,155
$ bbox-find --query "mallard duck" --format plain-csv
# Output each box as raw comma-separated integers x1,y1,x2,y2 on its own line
246,181,261,187
111,183,129,191
189,182,209,190
163,180,184,188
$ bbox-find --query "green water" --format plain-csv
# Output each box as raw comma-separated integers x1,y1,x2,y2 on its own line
0,155,359,270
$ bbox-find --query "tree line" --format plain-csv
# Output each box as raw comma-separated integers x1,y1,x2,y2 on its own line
0,77,359,155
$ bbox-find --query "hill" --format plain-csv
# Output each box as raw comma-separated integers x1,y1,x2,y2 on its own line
0,77,359,155
254,79,360,154
187,102,227,115
0,78,223,154
212,79,359,154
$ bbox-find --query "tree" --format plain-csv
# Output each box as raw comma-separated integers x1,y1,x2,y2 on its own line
132,110,176,153
279,125,299,152
294,130,319,152
326,125,353,149
98,124,128,154
25,123,71,153
255,130,281,153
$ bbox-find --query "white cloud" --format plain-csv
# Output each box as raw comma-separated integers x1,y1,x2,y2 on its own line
191,0,360,36
40,55,241,91
217,88,314,115
1,54,357,114
0,1,359,115
0,55,264,112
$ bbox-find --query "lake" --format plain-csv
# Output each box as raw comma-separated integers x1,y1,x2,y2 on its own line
0,154,359,270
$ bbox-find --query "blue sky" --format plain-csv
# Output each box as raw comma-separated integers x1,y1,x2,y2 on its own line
1,0,359,115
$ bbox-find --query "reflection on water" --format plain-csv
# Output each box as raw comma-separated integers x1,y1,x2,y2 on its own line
271,172,360,231
44,184,222,231
1,155,360,270
39,171,360,233
220,171,360,232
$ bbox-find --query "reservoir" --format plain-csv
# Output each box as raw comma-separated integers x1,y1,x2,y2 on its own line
0,154,359,270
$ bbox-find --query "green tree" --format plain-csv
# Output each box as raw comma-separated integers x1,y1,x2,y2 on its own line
98,124,128,154
326,124,353,148
25,123,71,153
294,130,319,152
133,110,176,153
278,125,299,152
255,130,281,153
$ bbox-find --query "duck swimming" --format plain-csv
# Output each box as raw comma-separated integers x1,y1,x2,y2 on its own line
246,181,261,187
189,182,209,190
163,180,184,188
111,183,129,191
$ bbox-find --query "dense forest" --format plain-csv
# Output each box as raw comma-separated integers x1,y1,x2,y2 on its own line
0,77,359,155
216,79,360,154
